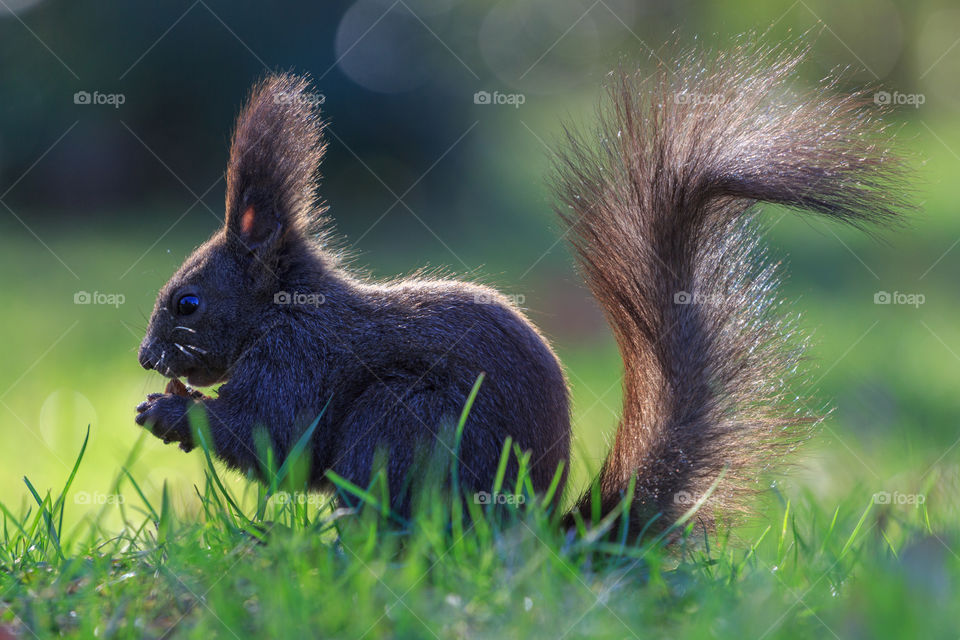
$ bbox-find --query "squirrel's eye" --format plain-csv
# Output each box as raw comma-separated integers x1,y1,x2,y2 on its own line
177,295,200,316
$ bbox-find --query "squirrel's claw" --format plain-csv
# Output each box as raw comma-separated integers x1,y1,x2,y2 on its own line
135,393,194,451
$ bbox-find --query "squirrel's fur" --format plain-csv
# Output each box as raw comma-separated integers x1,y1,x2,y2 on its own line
137,42,909,533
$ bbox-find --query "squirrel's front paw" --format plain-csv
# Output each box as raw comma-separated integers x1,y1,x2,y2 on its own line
136,393,196,452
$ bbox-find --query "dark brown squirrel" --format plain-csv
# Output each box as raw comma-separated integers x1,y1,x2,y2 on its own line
136,42,910,531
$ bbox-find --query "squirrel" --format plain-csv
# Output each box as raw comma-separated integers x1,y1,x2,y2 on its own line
136,42,909,532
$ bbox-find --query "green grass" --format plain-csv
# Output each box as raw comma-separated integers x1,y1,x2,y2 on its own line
0,401,956,639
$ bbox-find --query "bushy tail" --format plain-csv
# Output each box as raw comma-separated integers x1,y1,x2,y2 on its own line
554,42,910,532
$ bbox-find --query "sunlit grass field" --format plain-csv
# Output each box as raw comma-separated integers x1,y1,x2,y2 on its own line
0,118,958,637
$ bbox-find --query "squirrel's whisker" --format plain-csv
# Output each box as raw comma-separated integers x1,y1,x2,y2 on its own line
173,343,195,359
184,344,208,356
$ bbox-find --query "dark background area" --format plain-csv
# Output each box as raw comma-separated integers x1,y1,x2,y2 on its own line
1,1,937,240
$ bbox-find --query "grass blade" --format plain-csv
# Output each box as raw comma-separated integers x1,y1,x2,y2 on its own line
840,498,874,559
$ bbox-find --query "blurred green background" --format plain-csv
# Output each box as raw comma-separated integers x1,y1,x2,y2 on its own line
0,0,957,532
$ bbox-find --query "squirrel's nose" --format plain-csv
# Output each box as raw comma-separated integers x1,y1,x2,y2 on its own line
138,339,155,370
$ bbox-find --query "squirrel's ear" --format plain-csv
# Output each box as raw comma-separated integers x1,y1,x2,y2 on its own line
223,73,325,259
226,191,282,253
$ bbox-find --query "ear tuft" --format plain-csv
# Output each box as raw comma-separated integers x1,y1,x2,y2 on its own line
224,73,327,254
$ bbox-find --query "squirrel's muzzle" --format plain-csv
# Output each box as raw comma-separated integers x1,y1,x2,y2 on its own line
138,338,156,371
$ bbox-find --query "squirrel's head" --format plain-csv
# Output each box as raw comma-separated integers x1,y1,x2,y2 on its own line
138,73,328,387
